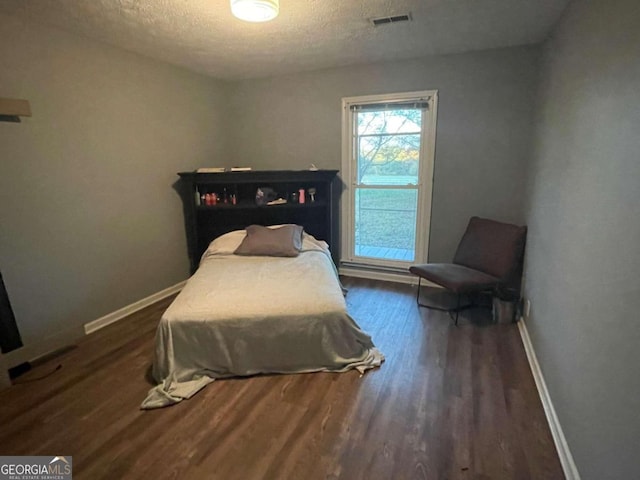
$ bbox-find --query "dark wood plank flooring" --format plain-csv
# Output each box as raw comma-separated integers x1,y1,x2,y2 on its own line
0,278,564,479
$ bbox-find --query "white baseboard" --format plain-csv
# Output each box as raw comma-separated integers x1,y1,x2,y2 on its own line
339,266,441,287
518,317,580,480
2,280,186,375
83,280,186,335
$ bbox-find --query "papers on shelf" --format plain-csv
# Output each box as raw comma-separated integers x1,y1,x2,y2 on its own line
196,167,253,173
266,198,287,205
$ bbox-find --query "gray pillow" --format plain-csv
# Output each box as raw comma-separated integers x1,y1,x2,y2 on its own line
234,224,304,257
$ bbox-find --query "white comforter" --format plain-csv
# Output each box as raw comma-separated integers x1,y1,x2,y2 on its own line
141,231,383,409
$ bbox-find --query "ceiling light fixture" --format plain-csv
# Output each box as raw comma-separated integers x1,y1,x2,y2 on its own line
230,0,279,22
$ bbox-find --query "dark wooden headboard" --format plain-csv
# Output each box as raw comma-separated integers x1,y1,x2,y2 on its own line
177,170,340,273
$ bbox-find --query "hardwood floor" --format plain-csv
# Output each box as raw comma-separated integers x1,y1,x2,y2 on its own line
0,278,564,480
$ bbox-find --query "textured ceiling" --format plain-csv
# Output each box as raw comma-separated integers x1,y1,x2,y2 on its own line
0,0,570,80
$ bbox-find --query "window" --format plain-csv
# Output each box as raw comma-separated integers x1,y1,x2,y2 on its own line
341,91,438,272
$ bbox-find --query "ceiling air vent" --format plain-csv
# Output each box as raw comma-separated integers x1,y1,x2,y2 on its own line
371,13,412,27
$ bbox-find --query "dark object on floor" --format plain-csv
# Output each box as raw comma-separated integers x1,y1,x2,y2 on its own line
410,216,527,325
13,364,62,384
0,270,23,353
9,362,31,379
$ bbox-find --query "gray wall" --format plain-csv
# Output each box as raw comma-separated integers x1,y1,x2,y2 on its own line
3,2,638,475
0,18,540,361
0,15,230,355
228,47,539,262
524,0,640,478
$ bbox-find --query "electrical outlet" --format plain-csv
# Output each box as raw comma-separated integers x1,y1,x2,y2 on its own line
524,299,531,318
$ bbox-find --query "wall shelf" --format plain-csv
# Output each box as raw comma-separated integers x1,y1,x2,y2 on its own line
196,201,328,211
178,170,340,272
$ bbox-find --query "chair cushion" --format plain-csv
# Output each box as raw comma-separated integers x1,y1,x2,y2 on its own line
452,216,527,281
409,263,500,293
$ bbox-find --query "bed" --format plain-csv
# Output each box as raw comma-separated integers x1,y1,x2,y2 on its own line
141,226,384,409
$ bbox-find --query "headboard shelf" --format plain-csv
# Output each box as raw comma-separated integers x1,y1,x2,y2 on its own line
178,170,339,272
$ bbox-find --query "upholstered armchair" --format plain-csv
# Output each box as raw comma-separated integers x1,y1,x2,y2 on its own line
409,217,527,325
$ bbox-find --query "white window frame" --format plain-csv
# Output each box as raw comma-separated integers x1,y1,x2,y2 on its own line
340,90,439,272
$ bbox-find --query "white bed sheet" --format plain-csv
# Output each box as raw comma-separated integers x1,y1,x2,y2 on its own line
141,230,383,409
